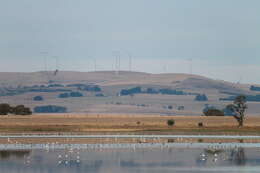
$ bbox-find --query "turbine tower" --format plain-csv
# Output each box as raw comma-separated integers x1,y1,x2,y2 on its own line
113,51,120,75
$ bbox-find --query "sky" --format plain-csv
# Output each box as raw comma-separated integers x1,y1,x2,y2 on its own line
0,0,259,83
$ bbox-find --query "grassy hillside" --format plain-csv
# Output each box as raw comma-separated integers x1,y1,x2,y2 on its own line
0,71,259,115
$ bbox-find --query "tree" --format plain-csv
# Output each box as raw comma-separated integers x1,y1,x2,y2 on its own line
194,94,208,101
33,96,44,101
225,95,247,127
12,105,32,115
0,103,11,115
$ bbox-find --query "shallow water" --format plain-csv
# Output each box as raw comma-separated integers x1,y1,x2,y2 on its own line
0,146,260,173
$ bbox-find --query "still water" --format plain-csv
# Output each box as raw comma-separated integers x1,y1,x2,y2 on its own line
0,146,259,173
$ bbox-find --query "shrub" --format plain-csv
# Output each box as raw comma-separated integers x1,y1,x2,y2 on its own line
0,103,11,115
34,105,67,113
198,139,204,143
58,93,69,98
146,88,159,94
12,105,32,115
168,105,173,110
33,96,44,101
167,119,175,127
250,85,260,91
198,122,203,127
159,89,185,95
194,94,208,101
70,92,83,97
120,87,142,96
78,85,102,92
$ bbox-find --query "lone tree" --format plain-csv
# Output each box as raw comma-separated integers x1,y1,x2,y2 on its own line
226,95,247,127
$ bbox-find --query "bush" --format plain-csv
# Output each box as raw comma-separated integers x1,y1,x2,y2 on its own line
198,122,203,127
34,105,67,113
70,92,83,97
159,89,185,95
120,87,142,96
33,96,44,101
0,103,11,115
194,94,208,101
146,88,159,94
167,119,175,127
78,85,102,92
12,105,32,115
250,85,260,91
58,93,69,98
204,108,224,116
168,105,173,110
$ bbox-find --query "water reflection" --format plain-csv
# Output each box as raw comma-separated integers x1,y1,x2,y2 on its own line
0,147,258,173
229,148,246,166
0,150,30,159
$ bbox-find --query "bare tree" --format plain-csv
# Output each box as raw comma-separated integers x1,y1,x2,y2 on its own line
226,95,247,127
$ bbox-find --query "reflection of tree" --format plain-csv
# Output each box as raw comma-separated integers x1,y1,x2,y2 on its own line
229,148,246,166
204,149,223,155
0,150,30,159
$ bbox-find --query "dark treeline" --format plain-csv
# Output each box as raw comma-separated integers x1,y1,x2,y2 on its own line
220,95,260,102
66,84,102,92
250,85,260,91
34,105,67,113
58,91,83,98
0,104,32,115
120,86,196,96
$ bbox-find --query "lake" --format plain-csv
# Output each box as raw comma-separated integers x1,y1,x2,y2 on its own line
0,144,259,173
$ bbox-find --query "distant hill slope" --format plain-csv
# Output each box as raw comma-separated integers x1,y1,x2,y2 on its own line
0,71,250,94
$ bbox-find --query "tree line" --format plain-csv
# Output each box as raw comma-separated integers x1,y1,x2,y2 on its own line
0,104,32,115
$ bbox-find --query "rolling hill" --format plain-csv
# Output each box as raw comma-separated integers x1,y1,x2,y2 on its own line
0,71,258,115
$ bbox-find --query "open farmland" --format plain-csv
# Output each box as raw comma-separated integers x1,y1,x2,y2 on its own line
0,114,260,135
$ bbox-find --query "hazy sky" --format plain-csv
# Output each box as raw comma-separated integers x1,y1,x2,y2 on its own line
0,0,259,83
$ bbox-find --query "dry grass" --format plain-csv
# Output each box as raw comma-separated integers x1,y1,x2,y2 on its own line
0,114,260,135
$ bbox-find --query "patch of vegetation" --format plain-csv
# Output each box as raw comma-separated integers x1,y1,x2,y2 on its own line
225,95,247,127
203,108,224,116
220,95,260,102
33,96,44,101
12,105,32,115
48,84,64,88
194,94,208,101
120,86,189,96
0,103,32,115
58,93,70,98
70,91,83,97
198,122,204,127
120,86,142,96
250,85,260,91
0,104,11,115
159,88,185,95
66,84,102,92
167,119,175,127
34,105,67,113
58,92,83,98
